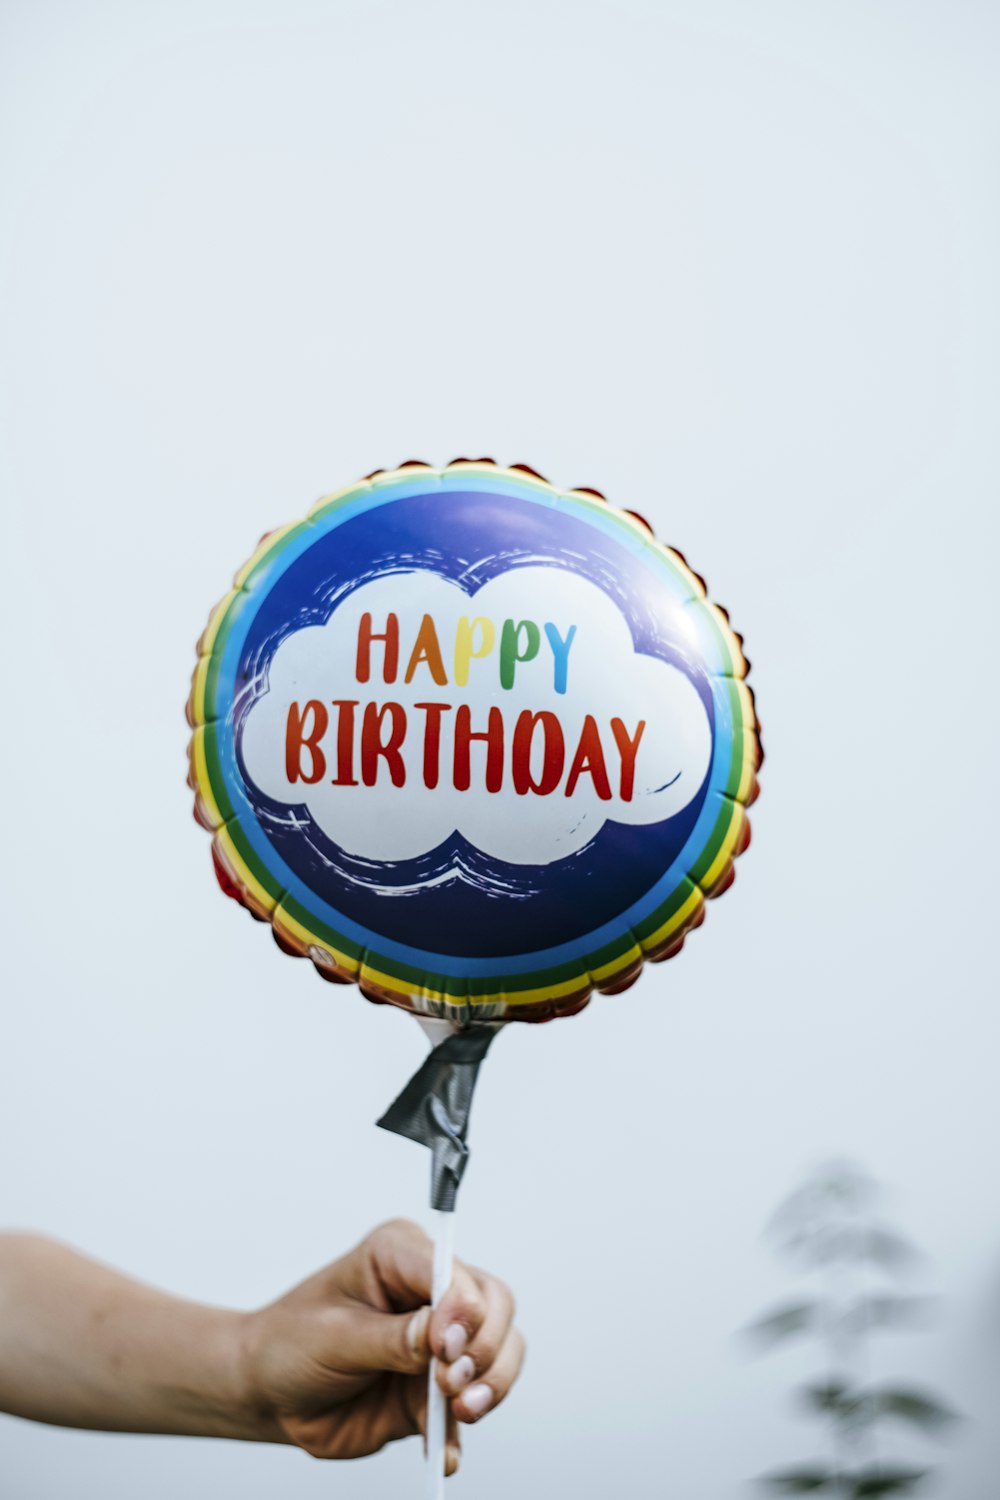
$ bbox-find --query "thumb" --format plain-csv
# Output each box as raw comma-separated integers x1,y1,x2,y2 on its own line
332,1302,432,1376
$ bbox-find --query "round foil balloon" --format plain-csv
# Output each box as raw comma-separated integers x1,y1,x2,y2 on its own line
188,461,761,1021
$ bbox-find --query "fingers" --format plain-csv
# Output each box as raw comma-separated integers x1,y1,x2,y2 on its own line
450,1324,526,1425
353,1218,434,1312
289,1375,423,1462
435,1266,514,1394
354,1218,499,1365
343,1219,526,1441
434,1265,524,1429
428,1260,489,1362
398,1374,463,1475
446,1406,461,1476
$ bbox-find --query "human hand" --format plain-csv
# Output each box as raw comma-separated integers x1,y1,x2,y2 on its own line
240,1218,525,1475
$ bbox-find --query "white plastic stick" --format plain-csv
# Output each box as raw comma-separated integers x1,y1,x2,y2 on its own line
415,1015,460,1498
426,1206,455,1499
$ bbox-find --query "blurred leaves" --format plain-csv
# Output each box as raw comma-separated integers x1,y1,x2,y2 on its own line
863,1230,920,1272
748,1163,957,1498
767,1163,920,1274
848,1296,939,1334
875,1390,959,1437
761,1469,835,1492
797,1382,959,1437
800,1380,854,1418
770,1161,876,1238
773,1223,920,1274
850,1468,929,1496
747,1301,823,1348
761,1466,930,1496
746,1295,937,1351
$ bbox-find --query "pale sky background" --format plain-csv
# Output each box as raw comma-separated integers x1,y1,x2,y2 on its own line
1,2,998,1497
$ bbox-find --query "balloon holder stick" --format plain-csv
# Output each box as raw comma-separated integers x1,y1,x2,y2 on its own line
377,1016,500,1497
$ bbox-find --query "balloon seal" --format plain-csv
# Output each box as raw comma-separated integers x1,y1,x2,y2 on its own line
377,1024,500,1211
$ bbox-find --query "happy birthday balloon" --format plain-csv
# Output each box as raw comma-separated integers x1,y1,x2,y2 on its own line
187,461,761,1021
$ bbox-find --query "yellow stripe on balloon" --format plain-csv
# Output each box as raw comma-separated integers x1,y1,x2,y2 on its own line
640,885,705,955
356,962,590,1011
196,588,241,661
188,729,224,828
698,818,745,894
214,828,278,918
187,656,212,728
591,941,644,983
272,901,361,978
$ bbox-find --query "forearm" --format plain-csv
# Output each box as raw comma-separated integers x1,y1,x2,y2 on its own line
0,1234,266,1441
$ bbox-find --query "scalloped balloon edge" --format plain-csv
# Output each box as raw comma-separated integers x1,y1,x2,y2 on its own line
187,458,762,1024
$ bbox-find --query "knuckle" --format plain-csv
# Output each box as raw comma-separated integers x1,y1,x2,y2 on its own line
468,1326,501,1372
448,1268,485,1323
456,1288,487,1331
495,1277,516,1321
375,1214,421,1239
471,1266,516,1320
370,1216,425,1251
475,1324,526,1387
385,1320,411,1372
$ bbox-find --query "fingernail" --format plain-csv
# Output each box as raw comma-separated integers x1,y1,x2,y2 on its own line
442,1323,467,1362
462,1382,493,1419
446,1354,475,1393
407,1306,431,1359
445,1441,461,1476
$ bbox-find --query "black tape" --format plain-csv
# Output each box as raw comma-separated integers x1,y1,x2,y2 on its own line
377,1025,499,1212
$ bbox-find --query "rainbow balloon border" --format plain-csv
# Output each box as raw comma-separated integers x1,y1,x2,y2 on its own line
187,461,761,1021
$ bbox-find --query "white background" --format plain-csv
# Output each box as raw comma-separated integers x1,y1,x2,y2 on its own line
1,3,997,1497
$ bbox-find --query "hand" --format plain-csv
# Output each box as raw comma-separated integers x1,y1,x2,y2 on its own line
241,1218,525,1475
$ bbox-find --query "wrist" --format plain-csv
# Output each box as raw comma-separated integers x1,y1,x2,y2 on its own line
221,1307,289,1445
176,1306,279,1444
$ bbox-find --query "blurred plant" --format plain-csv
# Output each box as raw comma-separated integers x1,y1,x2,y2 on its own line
748,1161,958,1497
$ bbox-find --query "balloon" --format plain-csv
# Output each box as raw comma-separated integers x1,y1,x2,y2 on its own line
187,460,761,1022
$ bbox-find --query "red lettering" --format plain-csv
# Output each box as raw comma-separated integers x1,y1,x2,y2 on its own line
356,613,399,684
610,718,646,801
564,715,612,800
414,702,451,789
511,710,565,795
285,700,328,784
330,700,359,785
360,701,407,787
454,705,504,793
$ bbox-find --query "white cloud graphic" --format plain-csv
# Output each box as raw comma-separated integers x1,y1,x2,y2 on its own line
240,566,712,866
